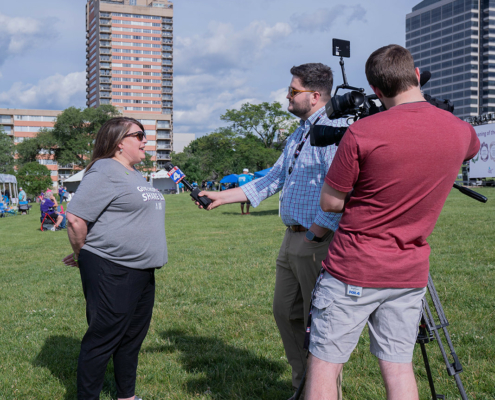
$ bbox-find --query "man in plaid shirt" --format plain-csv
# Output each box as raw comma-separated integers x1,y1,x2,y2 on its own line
198,63,342,400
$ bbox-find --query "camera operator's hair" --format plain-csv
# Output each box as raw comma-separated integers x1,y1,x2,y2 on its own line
86,117,144,172
290,63,333,99
365,45,418,98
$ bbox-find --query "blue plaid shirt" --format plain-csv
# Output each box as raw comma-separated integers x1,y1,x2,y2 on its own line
241,106,342,231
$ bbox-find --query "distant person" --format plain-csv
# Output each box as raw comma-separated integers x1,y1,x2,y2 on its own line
201,180,206,191
18,187,28,214
179,181,184,193
192,181,198,189
237,168,253,215
18,187,27,203
40,192,64,231
63,117,167,400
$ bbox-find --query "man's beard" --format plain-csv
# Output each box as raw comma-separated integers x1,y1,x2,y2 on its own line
288,96,312,118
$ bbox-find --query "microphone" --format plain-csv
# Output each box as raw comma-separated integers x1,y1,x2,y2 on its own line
163,162,213,210
420,71,432,88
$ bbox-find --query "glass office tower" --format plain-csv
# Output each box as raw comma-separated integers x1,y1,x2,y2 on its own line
406,0,495,119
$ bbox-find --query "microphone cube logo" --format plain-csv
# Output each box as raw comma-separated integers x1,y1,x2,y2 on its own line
166,166,185,183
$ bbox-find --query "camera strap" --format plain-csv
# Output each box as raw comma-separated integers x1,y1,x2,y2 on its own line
288,116,321,175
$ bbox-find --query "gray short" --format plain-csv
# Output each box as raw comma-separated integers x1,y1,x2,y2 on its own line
309,272,426,364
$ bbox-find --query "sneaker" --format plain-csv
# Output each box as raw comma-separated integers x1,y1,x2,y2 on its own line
50,226,57,231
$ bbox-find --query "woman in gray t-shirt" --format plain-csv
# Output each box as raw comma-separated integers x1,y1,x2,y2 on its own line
63,117,167,400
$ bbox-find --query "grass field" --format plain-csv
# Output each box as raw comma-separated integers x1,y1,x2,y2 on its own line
0,189,494,400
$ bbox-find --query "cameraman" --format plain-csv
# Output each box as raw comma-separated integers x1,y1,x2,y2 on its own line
305,45,480,400
197,63,342,400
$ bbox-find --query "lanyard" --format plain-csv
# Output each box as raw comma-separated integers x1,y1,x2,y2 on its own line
288,116,321,175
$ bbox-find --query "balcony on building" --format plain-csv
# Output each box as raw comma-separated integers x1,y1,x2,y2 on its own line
58,164,75,170
100,41,111,47
162,24,172,31
100,63,111,69
100,99,111,105
100,85,111,91
162,39,173,44
157,120,170,129
157,131,171,139
100,55,111,62
162,32,173,37
100,19,111,26
100,33,111,40
157,141,172,150
100,70,112,77
156,151,171,160
100,92,112,98
100,77,111,83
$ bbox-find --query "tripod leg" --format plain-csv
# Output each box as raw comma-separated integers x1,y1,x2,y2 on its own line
293,369,306,400
419,341,442,400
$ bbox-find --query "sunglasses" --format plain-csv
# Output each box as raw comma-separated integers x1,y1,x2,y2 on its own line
288,86,316,98
124,131,147,141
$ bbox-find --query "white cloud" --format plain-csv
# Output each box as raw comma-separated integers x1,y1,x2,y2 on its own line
291,5,367,33
0,71,86,109
174,20,292,74
0,13,57,65
269,87,290,110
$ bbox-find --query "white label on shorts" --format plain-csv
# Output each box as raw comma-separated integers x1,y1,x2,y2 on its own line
346,285,362,297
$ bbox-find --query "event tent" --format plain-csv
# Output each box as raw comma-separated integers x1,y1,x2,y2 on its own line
254,168,273,178
63,169,86,193
0,174,18,205
150,169,178,193
219,174,239,184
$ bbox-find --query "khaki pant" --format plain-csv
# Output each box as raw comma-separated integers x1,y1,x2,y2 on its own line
273,228,342,399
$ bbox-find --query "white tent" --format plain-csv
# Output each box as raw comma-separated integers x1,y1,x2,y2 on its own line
150,169,179,193
63,169,86,193
0,174,18,205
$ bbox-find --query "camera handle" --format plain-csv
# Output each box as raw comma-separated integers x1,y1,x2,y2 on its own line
334,56,365,97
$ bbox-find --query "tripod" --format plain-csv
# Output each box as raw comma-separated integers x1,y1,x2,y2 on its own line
417,274,468,400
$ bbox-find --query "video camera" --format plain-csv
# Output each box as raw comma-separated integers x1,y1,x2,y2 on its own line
310,39,455,147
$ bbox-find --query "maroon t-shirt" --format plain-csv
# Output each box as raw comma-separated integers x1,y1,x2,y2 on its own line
324,102,480,288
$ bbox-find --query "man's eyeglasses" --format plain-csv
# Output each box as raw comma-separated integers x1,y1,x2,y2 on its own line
124,131,146,141
288,86,316,98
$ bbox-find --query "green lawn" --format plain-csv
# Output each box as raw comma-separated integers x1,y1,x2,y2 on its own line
0,189,494,400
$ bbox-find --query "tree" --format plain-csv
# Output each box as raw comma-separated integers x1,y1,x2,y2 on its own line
221,102,298,149
51,105,120,168
15,129,56,167
172,128,282,182
0,126,15,174
16,162,53,197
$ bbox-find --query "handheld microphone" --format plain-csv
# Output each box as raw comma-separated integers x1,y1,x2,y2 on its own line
163,162,213,210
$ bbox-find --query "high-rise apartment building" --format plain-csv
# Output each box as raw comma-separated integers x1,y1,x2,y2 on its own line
86,0,174,168
406,0,495,120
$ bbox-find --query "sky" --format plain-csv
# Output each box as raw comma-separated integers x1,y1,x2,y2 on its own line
0,0,418,137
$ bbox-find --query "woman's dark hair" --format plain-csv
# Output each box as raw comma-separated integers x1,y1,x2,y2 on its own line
86,117,145,172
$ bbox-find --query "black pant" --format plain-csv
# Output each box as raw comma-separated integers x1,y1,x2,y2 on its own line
77,249,155,400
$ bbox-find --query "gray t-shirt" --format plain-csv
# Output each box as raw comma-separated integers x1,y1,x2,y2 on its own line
67,158,167,269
